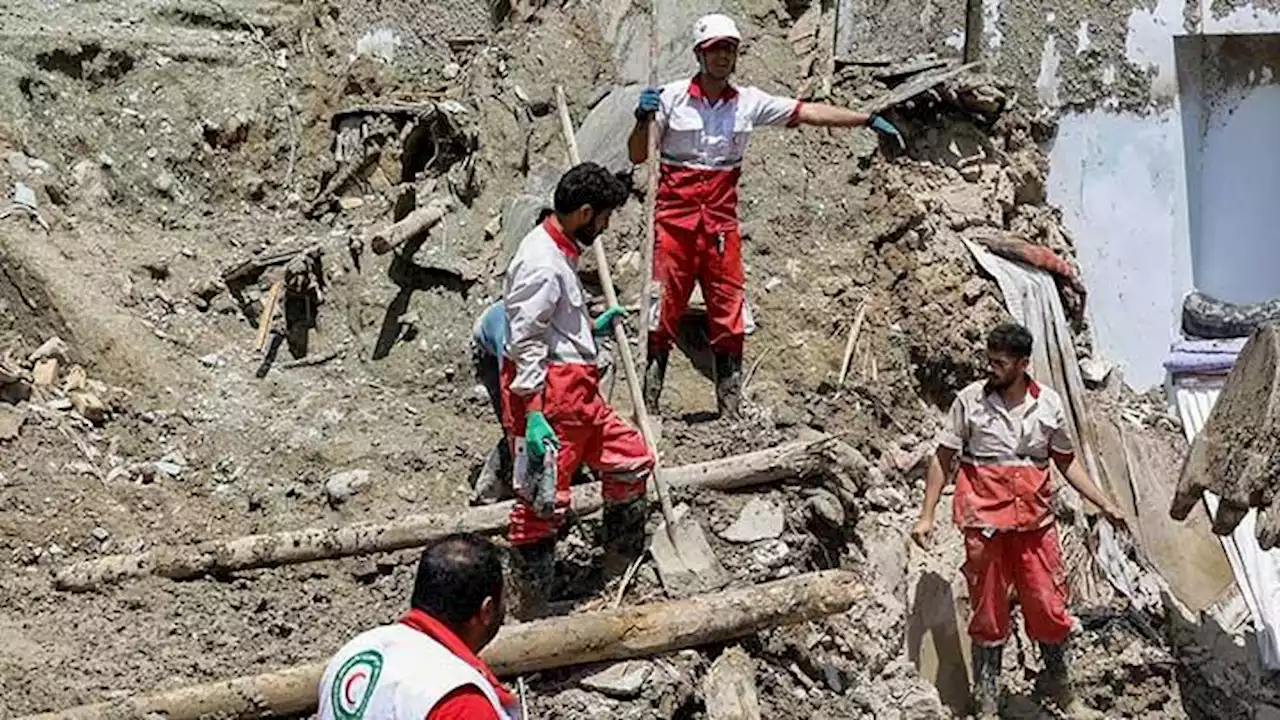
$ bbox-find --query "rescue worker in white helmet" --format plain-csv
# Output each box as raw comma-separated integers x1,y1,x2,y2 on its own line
628,13,903,418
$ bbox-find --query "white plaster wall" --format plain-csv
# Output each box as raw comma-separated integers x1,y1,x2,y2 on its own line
1047,110,1193,389
1040,2,1280,388
1191,84,1280,304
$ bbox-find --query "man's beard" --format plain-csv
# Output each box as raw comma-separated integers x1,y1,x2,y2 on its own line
574,226,600,246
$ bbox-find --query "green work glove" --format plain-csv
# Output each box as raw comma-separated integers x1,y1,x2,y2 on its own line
524,411,559,462
592,305,628,337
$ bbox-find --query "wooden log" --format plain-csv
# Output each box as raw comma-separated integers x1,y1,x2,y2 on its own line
23,571,863,720
1171,325,1280,547
369,195,452,255
55,438,864,591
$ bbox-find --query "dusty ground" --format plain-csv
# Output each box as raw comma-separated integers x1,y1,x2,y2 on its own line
0,1,1274,719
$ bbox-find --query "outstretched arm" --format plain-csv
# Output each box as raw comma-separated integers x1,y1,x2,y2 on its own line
795,103,872,127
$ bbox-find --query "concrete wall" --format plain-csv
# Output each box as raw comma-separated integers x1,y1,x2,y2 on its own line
965,0,1280,388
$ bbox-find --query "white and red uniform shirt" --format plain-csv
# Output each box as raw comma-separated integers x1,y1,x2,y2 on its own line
317,610,519,720
502,218,598,412
654,76,802,232
936,377,1076,532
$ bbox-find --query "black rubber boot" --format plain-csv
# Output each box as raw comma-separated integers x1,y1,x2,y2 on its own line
601,496,650,576
1038,641,1101,718
971,643,1003,719
713,352,743,419
509,538,555,621
643,349,668,416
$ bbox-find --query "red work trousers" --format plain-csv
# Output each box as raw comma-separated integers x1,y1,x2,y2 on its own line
962,524,1072,646
499,362,653,547
648,221,746,356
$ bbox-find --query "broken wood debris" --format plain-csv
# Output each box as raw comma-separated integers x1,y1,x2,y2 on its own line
220,245,321,286
370,194,453,255
25,571,864,720
857,61,984,116
254,279,283,352
872,56,952,82
54,436,876,591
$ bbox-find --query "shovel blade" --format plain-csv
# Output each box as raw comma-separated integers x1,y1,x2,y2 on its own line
649,503,728,597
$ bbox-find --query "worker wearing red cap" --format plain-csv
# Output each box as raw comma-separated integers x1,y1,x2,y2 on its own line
628,13,903,418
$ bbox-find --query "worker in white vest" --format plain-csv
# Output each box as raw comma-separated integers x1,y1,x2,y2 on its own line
317,534,519,720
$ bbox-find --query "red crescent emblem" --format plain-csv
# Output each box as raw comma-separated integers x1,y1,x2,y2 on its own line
343,669,368,706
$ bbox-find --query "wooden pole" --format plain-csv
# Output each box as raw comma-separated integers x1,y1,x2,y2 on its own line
553,86,676,532
54,438,864,591
254,280,283,351
638,0,660,387
962,0,984,64
23,571,864,720
369,195,452,255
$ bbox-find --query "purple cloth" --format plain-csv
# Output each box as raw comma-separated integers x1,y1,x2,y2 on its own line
1164,350,1237,375
1171,337,1248,355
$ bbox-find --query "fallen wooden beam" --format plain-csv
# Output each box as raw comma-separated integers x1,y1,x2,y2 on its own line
23,571,863,720
55,437,871,591
370,195,452,255
857,61,983,116
221,246,321,286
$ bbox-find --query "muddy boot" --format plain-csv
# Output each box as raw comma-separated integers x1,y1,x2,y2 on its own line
713,352,743,419
509,538,555,621
643,350,668,416
971,644,1003,719
600,497,650,577
1038,641,1101,719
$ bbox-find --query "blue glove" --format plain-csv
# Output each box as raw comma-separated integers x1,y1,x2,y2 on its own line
524,411,559,462
592,305,627,337
635,87,662,121
869,114,904,149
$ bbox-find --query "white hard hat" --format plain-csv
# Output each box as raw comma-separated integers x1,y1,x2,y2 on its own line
692,13,741,51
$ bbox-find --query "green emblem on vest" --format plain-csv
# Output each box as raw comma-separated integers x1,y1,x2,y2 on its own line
331,650,384,720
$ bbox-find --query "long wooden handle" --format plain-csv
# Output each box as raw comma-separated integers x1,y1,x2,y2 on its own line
553,86,675,530
638,2,660,376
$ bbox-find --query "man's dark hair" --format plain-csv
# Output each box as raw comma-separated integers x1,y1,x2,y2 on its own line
553,162,630,215
987,322,1034,359
410,533,504,626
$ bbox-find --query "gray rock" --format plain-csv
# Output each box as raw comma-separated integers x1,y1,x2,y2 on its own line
1079,356,1113,386
804,489,845,529
153,461,184,477
91,527,110,542
581,660,653,699
575,86,642,176
866,485,906,512
751,539,790,568
704,646,761,720
500,194,551,268
326,469,373,504
29,336,70,364
0,405,24,441
721,497,785,543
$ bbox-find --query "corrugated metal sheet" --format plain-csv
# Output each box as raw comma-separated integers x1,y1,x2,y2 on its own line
1175,380,1279,665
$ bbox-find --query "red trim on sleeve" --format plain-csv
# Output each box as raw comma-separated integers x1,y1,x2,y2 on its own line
1050,449,1075,465
426,687,501,720
787,101,805,128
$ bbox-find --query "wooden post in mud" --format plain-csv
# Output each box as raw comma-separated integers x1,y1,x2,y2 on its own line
22,571,865,720
55,437,879,591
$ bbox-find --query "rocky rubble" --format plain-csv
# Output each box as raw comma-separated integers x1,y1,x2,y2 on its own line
0,1,1267,719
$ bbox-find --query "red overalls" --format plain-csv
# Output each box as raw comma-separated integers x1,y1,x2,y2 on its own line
939,378,1077,646
647,77,802,356
500,218,654,546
